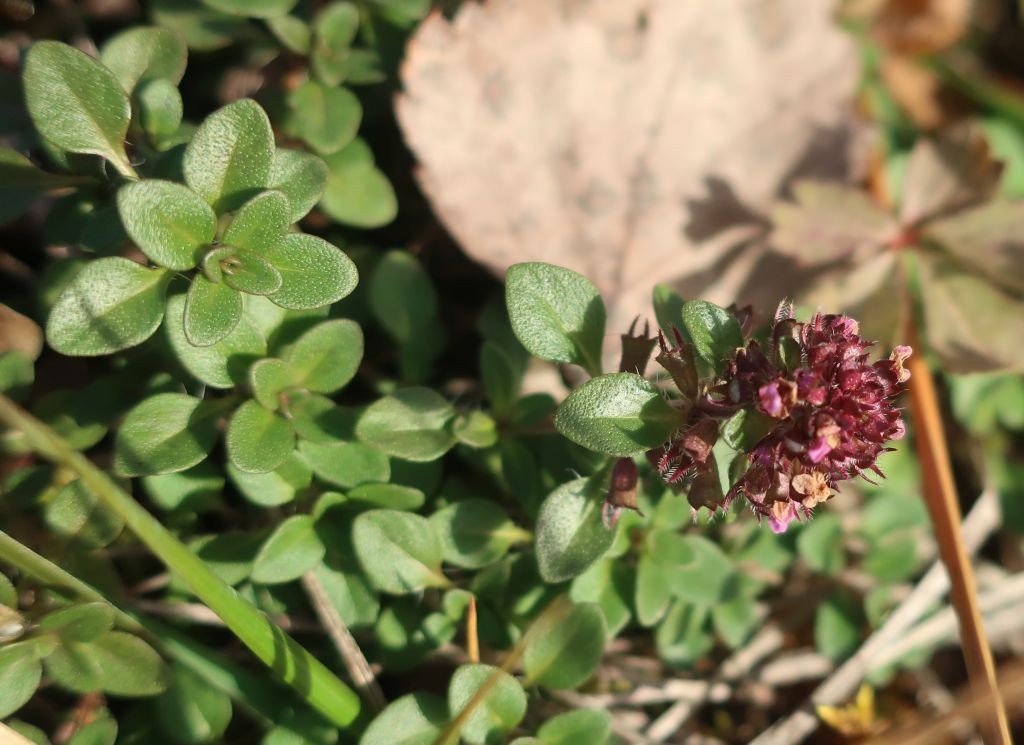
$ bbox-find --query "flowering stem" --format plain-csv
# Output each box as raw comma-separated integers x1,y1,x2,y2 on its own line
905,329,1011,743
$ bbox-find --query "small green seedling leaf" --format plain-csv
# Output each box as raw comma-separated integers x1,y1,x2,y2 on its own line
286,80,361,155
298,440,390,488
114,393,221,476
184,98,274,213
430,499,526,569
352,509,448,594
23,41,133,174
264,233,358,310
220,250,282,296
320,139,397,228
44,631,167,696
505,262,606,374
99,26,187,92
368,250,437,342
311,2,360,85
681,300,744,375
135,78,184,142
203,0,299,18
270,148,328,222
227,454,312,507
0,644,42,718
555,373,680,456
251,515,325,584
47,258,171,356
355,387,456,462
537,709,612,745
117,180,215,270
38,602,115,642
250,358,294,410
226,399,295,473
222,190,290,254
360,692,448,745
285,319,363,393
184,274,243,347
447,664,527,745
523,601,606,690
535,477,615,583
164,294,266,388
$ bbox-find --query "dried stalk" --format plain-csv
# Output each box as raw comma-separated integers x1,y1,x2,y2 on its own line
905,333,1011,743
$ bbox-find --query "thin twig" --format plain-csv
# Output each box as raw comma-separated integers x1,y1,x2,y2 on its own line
467,594,480,663
749,487,1002,745
906,340,1011,743
300,572,386,713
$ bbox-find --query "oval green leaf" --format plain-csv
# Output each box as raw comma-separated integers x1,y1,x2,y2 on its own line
352,509,447,594
117,180,215,270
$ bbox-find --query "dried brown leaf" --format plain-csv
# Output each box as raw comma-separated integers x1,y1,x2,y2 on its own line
0,303,42,360
770,181,896,266
917,252,1024,373
922,199,1024,294
900,125,1003,226
397,0,862,330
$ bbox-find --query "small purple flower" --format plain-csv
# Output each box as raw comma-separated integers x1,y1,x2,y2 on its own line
648,306,911,532
726,312,911,532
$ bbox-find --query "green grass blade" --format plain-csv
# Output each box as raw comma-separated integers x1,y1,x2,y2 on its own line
0,394,361,727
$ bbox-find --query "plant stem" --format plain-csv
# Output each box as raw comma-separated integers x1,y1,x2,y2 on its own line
905,333,1011,744
0,394,361,728
300,571,386,713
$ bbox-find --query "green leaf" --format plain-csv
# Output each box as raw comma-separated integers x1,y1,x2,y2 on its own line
505,262,605,373
814,595,861,661
348,483,425,510
286,80,361,155
310,560,379,630
523,601,605,690
681,300,744,375
299,440,390,488
655,600,713,668
114,393,220,476
23,41,133,175
99,26,188,92
264,233,358,310
266,15,312,55
226,399,295,473
430,499,525,569
0,148,83,225
46,258,170,356
117,180,215,270
154,665,233,745
287,393,356,442
227,453,311,507
38,602,115,642
250,358,294,410
711,596,760,649
191,531,264,585
568,559,633,637
44,481,124,548
0,351,33,402
796,513,844,576
352,509,448,594
652,284,686,338
918,252,1024,373
220,250,283,296
142,460,225,512
150,0,246,52
223,190,290,254
44,630,168,696
0,643,42,718
536,709,612,745
66,718,116,745
361,692,448,745
355,388,456,462
285,319,362,393
368,250,437,342
447,664,527,745
270,148,328,222
202,0,298,18
635,548,673,627
554,373,680,457
184,98,274,213
251,515,325,585
320,139,397,227
311,2,360,85
164,294,265,388
136,78,184,142
184,274,243,346
535,477,615,583
656,532,736,605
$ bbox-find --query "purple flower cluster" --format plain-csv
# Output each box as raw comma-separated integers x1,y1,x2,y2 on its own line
649,306,911,533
